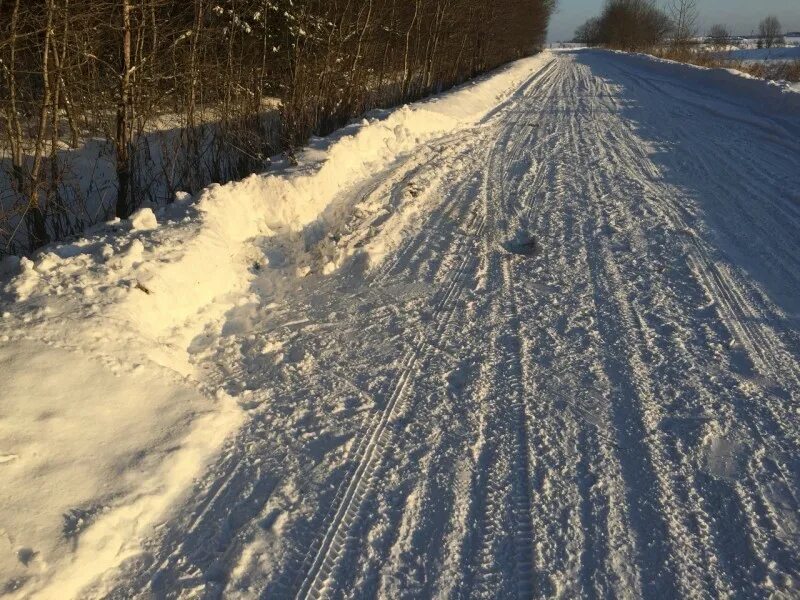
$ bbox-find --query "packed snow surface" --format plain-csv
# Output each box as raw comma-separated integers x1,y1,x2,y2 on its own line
2,49,800,598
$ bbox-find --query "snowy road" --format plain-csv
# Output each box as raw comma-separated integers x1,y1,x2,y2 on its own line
108,51,800,598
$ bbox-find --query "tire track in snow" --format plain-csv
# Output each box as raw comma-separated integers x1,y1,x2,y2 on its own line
600,59,800,392
565,59,702,598
457,255,537,599
290,173,491,600
331,166,494,598
285,63,563,599
453,61,570,597
368,58,559,288
510,62,640,598
574,54,800,595
578,72,739,598
594,61,800,514
102,51,800,599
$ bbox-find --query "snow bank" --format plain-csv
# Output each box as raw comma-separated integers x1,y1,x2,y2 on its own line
114,51,554,343
0,51,552,597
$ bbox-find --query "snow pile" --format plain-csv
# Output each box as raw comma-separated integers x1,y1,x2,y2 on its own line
111,51,554,343
0,51,552,597
0,341,242,597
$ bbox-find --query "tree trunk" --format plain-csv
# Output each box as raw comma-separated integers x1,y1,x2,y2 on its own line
116,0,133,219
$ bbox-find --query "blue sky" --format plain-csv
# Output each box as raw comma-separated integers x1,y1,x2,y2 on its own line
548,0,800,41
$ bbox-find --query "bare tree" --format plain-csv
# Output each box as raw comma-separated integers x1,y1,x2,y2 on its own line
759,16,784,49
708,24,731,50
668,0,699,48
115,0,134,218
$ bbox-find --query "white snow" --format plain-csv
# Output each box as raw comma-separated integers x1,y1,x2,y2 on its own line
2,47,800,598
107,51,553,345
129,207,158,231
0,51,553,598
722,45,800,63
0,341,242,597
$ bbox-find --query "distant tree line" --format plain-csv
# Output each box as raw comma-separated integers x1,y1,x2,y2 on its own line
573,0,674,51
705,18,784,50
0,0,554,254
573,0,786,54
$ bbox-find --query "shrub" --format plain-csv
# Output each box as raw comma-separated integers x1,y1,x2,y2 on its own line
0,0,556,255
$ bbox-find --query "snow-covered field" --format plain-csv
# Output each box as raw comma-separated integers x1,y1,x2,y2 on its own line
2,48,800,598
721,45,800,64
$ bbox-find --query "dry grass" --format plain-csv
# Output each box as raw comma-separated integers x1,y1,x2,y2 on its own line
741,60,800,82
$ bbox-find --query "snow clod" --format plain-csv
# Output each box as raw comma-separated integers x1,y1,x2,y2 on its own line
130,207,158,231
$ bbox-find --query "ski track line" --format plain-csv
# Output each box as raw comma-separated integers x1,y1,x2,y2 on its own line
459,248,534,598
590,57,800,436
370,58,560,288
326,156,496,598
599,61,800,492
577,55,800,595
627,100,800,588
604,74,769,598
548,62,648,598
364,143,520,597
205,66,547,600
270,129,498,598
290,76,564,594
611,61,800,388
570,59,707,598
454,61,567,597
291,168,492,600
514,64,617,598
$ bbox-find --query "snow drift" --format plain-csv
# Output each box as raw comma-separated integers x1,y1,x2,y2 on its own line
113,52,556,343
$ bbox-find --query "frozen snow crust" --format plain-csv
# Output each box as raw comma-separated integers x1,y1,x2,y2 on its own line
0,52,553,598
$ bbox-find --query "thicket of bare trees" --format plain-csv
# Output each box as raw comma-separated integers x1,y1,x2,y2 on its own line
707,24,731,50
573,0,671,51
758,16,784,49
0,0,555,255
572,0,700,51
